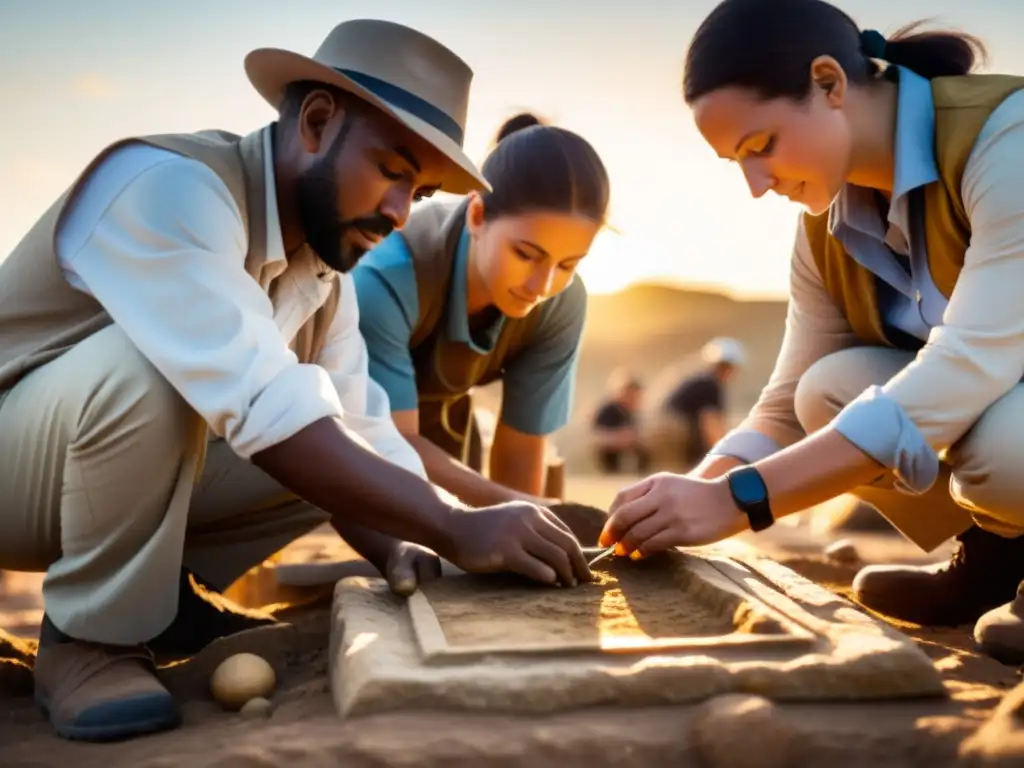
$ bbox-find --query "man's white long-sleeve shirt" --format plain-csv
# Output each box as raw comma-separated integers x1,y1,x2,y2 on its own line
54,127,426,477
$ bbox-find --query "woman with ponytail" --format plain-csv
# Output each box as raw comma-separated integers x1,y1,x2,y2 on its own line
600,0,1024,662
352,113,609,512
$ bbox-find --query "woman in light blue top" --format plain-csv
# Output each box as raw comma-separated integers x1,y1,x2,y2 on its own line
353,113,610,514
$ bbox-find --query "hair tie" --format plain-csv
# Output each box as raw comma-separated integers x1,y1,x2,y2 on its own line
860,29,888,60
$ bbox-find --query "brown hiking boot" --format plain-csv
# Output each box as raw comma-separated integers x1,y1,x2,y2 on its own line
35,619,178,741
147,568,278,658
852,526,1024,626
974,582,1024,666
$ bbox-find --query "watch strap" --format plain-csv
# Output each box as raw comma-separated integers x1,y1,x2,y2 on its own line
725,465,774,532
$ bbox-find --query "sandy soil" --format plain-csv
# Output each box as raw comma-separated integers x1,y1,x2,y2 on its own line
422,557,755,647
3,478,1024,766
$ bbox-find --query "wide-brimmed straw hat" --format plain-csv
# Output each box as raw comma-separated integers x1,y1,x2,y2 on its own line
245,19,489,194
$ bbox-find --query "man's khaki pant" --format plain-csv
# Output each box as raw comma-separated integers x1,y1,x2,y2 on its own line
795,347,1024,552
0,327,328,645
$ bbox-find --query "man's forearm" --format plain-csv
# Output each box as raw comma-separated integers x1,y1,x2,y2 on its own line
251,416,457,555
333,484,472,571
328,520,401,572
405,432,533,507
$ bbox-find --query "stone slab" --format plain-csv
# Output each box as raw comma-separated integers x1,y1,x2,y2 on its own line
406,551,814,660
329,547,945,719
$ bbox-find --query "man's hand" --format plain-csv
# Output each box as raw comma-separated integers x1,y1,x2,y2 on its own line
442,501,593,587
384,541,443,596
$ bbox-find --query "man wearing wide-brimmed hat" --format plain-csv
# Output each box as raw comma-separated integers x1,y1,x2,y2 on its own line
0,20,591,742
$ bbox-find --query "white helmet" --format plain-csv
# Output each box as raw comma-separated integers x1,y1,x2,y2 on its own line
701,337,746,367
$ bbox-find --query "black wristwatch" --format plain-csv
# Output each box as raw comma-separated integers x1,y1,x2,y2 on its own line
724,465,774,532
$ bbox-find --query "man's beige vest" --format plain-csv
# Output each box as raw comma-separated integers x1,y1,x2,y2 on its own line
397,200,547,465
804,75,1024,346
0,127,340,392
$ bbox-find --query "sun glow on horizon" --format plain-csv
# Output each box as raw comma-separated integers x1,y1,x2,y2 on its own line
1,0,1022,300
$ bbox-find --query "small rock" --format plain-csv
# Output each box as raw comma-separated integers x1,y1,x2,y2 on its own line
690,694,798,768
210,653,276,711
824,539,860,564
239,696,273,719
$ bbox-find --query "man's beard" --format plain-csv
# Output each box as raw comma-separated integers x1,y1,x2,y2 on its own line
295,128,395,273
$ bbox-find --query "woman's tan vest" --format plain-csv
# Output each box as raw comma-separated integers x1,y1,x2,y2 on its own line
0,127,340,392
804,74,1024,346
397,200,561,465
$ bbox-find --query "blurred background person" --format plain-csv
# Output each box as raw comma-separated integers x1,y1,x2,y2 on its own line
591,368,649,475
647,337,747,471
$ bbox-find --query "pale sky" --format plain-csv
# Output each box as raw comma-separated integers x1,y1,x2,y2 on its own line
2,0,1022,297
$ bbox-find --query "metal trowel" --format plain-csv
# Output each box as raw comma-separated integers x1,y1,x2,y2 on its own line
586,545,618,568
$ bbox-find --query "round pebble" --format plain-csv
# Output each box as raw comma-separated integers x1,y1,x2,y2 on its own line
210,653,276,711
239,696,273,719
690,694,797,768
824,538,860,564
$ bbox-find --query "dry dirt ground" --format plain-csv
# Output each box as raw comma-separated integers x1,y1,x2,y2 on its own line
3,477,1024,767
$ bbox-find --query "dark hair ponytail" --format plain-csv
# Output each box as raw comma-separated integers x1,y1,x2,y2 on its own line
478,112,610,224
883,21,987,80
683,0,988,104
493,112,544,143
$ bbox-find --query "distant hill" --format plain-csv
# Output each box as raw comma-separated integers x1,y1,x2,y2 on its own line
579,282,787,410
475,282,789,472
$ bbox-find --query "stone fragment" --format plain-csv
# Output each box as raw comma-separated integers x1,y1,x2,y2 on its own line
690,694,799,768
239,696,273,719
824,539,860,564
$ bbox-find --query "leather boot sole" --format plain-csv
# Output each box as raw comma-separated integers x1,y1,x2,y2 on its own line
37,691,180,742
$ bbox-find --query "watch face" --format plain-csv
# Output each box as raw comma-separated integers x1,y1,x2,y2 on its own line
730,469,767,505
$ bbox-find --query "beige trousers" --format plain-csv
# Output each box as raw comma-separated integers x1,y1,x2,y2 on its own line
794,346,1024,552
0,326,328,645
